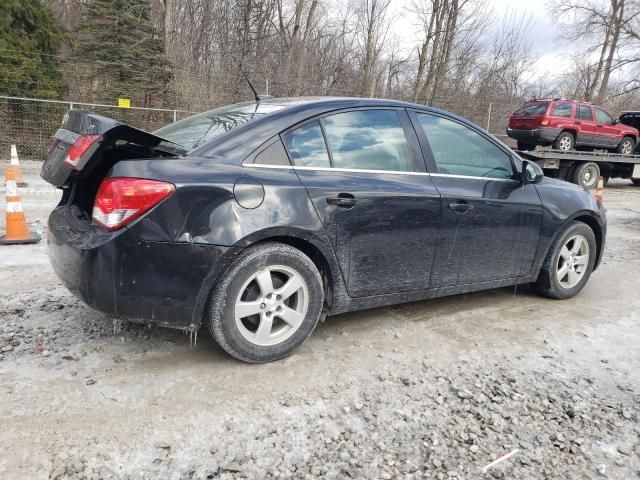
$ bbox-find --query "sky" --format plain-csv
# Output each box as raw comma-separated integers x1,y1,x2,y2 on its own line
390,0,571,81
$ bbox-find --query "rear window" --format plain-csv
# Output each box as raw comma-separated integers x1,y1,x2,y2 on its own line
153,103,288,150
514,102,549,115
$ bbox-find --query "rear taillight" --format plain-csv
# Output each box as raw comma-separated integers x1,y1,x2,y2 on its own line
64,134,102,169
92,177,175,231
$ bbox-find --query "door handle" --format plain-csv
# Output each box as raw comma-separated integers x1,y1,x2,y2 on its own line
448,202,474,213
575,121,581,124
327,194,356,208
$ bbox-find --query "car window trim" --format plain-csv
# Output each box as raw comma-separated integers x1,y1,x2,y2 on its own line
279,106,425,174
317,120,335,167
406,108,518,180
243,162,516,182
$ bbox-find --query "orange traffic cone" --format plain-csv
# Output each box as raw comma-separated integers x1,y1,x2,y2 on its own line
0,170,40,245
8,145,27,187
594,176,604,203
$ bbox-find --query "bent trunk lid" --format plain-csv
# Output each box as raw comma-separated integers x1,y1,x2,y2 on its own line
41,110,187,187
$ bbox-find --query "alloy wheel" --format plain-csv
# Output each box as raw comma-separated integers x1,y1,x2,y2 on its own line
621,140,633,155
559,136,572,150
556,234,590,289
234,265,309,346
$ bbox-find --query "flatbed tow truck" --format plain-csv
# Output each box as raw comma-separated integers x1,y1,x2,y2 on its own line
516,148,640,189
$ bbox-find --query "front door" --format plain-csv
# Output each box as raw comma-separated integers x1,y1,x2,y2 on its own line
409,110,542,288
282,109,442,297
593,107,620,148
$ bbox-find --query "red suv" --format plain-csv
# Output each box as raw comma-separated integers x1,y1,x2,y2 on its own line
507,99,638,154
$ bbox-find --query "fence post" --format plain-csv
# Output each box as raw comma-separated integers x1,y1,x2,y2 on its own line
69,102,74,110
486,102,492,132
173,110,177,122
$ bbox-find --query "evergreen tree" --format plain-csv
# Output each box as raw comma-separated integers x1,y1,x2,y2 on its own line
0,0,64,98
73,0,173,107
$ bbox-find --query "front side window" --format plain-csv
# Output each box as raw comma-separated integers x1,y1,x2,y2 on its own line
416,113,514,180
594,107,614,125
551,102,572,118
321,110,414,172
283,121,330,168
577,105,593,121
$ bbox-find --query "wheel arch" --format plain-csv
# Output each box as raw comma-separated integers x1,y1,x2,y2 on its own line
558,128,577,139
191,227,346,327
571,214,604,269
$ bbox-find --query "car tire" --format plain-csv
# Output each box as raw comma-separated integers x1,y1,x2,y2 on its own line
534,221,597,300
632,179,640,186
517,141,535,151
207,242,324,363
616,136,636,155
553,131,575,151
572,162,600,189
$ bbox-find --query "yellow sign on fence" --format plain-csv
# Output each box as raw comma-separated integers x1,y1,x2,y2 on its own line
117,98,131,108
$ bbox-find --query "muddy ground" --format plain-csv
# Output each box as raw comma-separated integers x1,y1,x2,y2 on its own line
0,161,639,479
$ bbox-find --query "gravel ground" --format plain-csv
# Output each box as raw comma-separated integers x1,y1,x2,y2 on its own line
0,161,639,479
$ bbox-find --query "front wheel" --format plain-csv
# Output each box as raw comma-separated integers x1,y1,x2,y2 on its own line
207,242,324,363
616,136,635,155
534,221,597,299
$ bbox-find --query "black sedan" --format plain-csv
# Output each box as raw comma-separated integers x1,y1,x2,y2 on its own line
42,97,606,363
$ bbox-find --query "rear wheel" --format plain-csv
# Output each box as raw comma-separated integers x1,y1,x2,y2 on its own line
553,131,575,151
632,179,640,186
534,221,597,299
572,162,600,189
207,242,324,363
616,136,635,155
517,141,535,151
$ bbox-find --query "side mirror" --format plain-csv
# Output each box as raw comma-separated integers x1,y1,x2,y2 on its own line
522,160,543,185
613,119,620,125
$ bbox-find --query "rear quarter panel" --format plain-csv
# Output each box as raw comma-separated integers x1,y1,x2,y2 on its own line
112,156,349,318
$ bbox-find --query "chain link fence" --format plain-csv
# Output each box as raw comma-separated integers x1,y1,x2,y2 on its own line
0,94,521,161
0,96,196,160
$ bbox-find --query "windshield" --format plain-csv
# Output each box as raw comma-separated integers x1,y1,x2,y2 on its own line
514,101,549,115
153,102,288,150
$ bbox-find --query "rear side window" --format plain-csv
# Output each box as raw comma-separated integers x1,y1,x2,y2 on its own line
321,110,413,172
515,102,549,115
283,121,331,167
594,107,614,125
577,105,593,121
551,102,572,118
253,139,291,166
416,113,513,180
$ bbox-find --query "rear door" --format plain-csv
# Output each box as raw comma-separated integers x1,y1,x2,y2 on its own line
575,104,597,146
593,107,620,148
409,110,542,288
282,108,442,297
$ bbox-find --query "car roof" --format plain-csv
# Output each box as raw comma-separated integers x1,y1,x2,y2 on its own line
228,95,427,110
